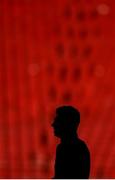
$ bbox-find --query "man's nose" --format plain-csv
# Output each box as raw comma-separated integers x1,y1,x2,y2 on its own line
52,121,58,127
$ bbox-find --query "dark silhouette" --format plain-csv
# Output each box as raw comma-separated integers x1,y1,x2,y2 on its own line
52,106,90,179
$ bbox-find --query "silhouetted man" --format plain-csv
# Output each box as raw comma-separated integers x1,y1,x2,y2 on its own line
52,106,90,179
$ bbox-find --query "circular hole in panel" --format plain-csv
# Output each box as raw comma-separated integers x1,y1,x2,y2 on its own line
70,44,78,59
28,151,37,168
72,67,82,82
55,43,65,58
90,9,99,19
66,26,75,39
40,132,49,146
62,91,72,102
78,29,88,39
76,11,86,22
48,86,57,101
63,6,72,19
83,45,92,58
58,66,68,82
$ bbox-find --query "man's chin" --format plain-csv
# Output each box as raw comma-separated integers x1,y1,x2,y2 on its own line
54,131,60,137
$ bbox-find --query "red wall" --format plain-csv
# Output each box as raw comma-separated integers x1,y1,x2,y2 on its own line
0,0,115,178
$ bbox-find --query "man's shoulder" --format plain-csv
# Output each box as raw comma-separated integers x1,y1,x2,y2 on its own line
77,138,90,154
56,138,90,153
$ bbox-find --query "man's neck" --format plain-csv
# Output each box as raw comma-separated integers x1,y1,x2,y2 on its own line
61,133,78,144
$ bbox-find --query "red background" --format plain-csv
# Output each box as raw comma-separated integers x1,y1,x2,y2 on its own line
0,0,115,178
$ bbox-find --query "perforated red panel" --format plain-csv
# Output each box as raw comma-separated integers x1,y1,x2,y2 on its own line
0,0,115,178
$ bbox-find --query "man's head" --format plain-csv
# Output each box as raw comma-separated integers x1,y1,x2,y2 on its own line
52,106,80,138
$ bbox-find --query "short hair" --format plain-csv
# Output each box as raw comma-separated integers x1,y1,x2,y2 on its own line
56,105,80,127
